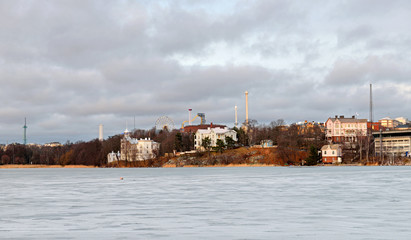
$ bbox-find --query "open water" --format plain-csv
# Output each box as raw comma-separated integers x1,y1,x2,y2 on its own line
1,166,411,239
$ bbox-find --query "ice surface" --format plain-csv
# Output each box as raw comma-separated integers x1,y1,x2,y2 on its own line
1,166,411,239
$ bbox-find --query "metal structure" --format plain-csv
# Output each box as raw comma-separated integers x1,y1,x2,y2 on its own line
23,118,27,145
155,116,175,131
181,113,206,128
370,84,373,123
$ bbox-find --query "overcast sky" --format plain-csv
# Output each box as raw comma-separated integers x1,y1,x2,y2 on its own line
1,0,410,144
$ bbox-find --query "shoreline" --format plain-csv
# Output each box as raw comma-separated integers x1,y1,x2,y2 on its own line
0,164,97,169
1,163,408,169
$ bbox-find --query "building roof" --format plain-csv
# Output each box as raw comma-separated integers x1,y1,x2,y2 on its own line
321,144,341,151
372,129,411,137
183,124,226,133
197,127,232,135
327,116,367,123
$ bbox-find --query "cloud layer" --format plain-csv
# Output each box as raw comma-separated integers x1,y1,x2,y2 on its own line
1,0,410,143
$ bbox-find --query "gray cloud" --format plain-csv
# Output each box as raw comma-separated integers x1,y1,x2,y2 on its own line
1,0,411,144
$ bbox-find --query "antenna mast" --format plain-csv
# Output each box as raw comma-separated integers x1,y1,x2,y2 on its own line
23,118,27,145
369,84,373,123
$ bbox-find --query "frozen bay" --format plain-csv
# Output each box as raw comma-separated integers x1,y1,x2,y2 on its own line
1,166,411,239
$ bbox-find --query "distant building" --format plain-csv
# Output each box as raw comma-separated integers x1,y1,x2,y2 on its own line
261,139,274,148
321,144,342,164
43,142,62,147
194,127,237,150
296,120,325,134
368,122,384,131
373,129,411,158
325,115,368,144
107,151,120,163
395,117,409,125
379,117,401,129
120,129,160,161
183,123,226,133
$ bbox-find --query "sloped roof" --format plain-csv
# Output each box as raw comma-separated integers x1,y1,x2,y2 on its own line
197,127,232,134
328,117,367,123
321,144,341,150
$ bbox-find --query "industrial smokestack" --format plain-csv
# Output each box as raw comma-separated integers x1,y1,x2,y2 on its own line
188,109,192,125
235,105,238,128
245,91,249,125
99,124,103,141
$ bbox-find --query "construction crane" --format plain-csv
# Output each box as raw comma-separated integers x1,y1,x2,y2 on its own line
181,113,206,128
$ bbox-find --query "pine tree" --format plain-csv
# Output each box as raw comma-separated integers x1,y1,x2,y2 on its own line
305,145,319,166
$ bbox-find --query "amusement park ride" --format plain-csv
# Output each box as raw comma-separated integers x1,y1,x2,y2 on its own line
181,113,206,128
155,111,207,132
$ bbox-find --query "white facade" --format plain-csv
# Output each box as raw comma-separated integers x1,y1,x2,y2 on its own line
121,130,160,161
325,116,367,143
321,144,342,163
107,151,120,163
194,127,237,150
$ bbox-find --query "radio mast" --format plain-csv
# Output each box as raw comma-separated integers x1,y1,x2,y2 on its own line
23,118,27,145
369,84,373,123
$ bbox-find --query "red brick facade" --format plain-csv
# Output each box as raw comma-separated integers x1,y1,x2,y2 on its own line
322,156,337,164
182,123,226,133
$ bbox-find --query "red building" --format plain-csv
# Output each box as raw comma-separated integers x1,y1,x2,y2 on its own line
182,123,227,133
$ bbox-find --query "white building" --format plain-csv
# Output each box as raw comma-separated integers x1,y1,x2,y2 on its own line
120,129,160,161
194,127,237,150
395,117,409,125
325,115,368,143
107,151,120,163
321,144,342,164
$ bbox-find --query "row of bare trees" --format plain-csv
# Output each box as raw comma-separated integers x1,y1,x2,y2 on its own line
0,120,327,166
0,128,195,166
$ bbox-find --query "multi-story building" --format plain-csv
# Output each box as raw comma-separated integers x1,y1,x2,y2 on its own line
120,129,160,161
379,117,401,129
194,127,237,150
325,115,368,143
373,129,411,157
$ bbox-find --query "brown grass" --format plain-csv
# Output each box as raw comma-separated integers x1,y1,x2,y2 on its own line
0,164,96,169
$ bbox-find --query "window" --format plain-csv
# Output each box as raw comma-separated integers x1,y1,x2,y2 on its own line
324,151,327,155
332,151,334,154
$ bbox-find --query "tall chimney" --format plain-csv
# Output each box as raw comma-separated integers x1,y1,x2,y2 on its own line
235,105,238,128
188,109,192,125
99,124,103,141
245,91,249,125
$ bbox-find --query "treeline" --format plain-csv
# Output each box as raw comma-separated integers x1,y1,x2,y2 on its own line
0,128,192,166
0,136,121,166
0,120,326,166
